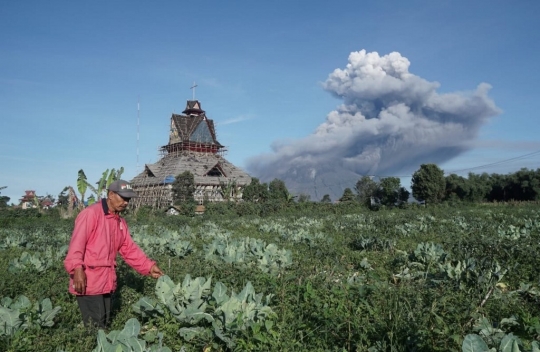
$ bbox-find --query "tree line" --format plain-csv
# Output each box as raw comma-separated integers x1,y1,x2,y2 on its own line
172,165,540,211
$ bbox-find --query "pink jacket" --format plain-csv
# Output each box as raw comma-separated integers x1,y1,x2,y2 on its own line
64,199,155,295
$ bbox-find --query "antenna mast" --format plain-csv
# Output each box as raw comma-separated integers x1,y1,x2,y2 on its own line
137,97,140,173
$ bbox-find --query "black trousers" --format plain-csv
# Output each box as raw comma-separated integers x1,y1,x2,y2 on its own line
76,294,112,328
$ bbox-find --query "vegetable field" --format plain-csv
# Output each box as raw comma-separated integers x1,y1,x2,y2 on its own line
1,204,540,351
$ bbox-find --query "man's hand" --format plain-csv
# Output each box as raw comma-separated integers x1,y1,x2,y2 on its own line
150,264,164,279
73,267,86,294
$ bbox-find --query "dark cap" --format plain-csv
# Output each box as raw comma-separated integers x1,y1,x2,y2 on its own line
108,180,138,198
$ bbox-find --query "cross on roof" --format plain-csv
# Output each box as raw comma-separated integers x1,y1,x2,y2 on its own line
190,81,198,100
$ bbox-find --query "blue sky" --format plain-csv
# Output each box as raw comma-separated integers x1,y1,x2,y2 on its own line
1,0,539,203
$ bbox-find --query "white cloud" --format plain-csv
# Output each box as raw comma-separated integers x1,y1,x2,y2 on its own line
218,115,253,125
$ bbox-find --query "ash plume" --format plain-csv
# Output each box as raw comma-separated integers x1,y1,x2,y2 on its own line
246,50,501,201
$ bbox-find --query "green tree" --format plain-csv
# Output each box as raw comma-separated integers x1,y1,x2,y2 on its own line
466,172,491,202
297,193,311,203
411,164,446,205
487,173,509,202
320,194,331,203
57,188,70,208
355,176,378,205
444,173,470,201
268,178,290,202
172,171,196,205
0,186,10,208
397,187,410,205
375,177,401,206
242,178,269,203
509,168,540,201
339,188,356,203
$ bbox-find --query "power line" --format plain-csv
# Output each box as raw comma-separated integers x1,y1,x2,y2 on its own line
273,150,540,195
445,149,540,174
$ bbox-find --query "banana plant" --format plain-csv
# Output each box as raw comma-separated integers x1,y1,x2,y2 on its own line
219,179,238,202
77,169,88,207
84,167,125,202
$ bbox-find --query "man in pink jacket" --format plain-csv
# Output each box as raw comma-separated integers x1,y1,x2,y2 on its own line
64,179,163,328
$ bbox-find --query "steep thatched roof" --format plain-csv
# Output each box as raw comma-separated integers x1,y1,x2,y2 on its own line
167,113,223,148
130,152,251,187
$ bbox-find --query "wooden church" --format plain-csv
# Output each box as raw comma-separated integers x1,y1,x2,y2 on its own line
130,99,252,208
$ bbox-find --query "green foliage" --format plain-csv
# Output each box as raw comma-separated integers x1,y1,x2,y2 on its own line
0,186,10,208
133,275,276,349
7,245,67,273
355,176,378,205
242,177,269,203
268,178,289,202
0,295,61,336
320,194,331,203
92,318,171,352
339,187,356,203
412,163,446,205
443,168,540,203
462,316,540,351
375,177,402,206
219,179,238,202
3,204,540,350
204,237,292,274
172,171,196,206
350,236,395,252
131,227,194,258
297,193,311,203
77,169,88,205
85,167,125,201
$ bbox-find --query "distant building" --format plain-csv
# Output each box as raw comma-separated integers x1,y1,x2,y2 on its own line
41,198,54,209
20,190,37,209
130,99,251,208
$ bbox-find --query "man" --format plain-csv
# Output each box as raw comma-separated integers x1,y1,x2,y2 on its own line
64,179,163,328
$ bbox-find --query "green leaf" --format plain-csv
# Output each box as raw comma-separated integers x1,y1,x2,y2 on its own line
265,319,274,331
40,298,53,312
511,341,520,352
155,275,176,305
38,306,61,327
0,297,12,308
120,318,141,338
132,296,163,317
0,306,23,335
126,336,145,352
178,327,206,341
499,333,521,352
212,282,229,305
97,169,109,197
106,169,116,189
116,167,124,180
462,334,490,352
237,281,255,302
10,295,31,310
77,169,88,201
531,341,540,352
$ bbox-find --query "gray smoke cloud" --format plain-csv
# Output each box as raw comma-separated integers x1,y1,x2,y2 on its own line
246,50,501,201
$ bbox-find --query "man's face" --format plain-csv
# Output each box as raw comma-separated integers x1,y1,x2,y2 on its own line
108,191,131,213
